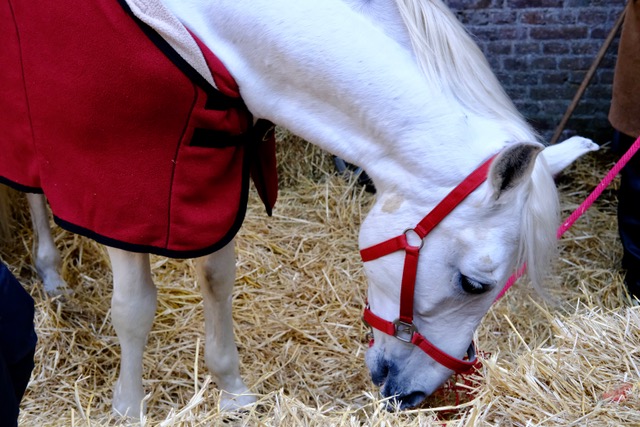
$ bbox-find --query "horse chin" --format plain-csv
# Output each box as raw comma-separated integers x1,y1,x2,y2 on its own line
383,390,429,411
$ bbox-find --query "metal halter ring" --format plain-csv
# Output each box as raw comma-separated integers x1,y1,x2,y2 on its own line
403,228,424,250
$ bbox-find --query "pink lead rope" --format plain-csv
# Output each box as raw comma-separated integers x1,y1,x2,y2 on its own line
495,135,640,301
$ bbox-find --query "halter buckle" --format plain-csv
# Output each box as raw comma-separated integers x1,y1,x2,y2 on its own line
393,319,417,343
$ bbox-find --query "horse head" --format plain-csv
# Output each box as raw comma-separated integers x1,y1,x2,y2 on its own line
359,136,598,408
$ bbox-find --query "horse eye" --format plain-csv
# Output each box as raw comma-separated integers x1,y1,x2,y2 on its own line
460,275,490,295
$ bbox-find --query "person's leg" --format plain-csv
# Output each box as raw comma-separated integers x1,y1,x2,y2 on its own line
613,130,640,300
0,262,37,426
9,349,36,406
0,352,20,427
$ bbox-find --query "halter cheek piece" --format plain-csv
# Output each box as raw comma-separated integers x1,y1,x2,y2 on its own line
360,155,497,375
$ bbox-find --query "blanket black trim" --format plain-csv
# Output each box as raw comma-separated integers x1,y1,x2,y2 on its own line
116,0,244,111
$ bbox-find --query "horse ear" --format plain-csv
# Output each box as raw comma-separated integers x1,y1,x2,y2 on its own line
540,136,599,176
489,143,542,200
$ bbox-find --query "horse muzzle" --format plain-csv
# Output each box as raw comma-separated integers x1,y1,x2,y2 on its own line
365,344,438,410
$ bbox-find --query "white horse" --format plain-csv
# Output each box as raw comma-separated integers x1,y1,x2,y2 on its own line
0,0,598,416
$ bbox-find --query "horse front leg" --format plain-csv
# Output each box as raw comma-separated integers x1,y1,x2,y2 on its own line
107,247,157,418
26,193,69,295
197,239,257,410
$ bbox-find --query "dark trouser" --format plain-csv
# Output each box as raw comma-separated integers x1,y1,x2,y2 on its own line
613,131,640,298
0,263,37,427
0,350,35,427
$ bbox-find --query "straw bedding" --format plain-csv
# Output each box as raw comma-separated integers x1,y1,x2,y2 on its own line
1,130,638,426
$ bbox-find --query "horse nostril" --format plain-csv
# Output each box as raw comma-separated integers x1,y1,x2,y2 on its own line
370,360,389,386
386,391,428,411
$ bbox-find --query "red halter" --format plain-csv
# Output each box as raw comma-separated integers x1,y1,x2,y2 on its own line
360,155,496,374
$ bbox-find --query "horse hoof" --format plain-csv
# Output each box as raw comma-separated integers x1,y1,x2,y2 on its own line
219,390,258,412
112,401,147,420
112,382,147,419
42,274,72,297
45,285,73,297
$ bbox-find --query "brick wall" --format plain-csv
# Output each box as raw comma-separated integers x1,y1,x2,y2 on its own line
445,0,627,143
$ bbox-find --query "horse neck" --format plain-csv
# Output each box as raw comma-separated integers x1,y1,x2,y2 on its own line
341,0,413,51
163,0,522,199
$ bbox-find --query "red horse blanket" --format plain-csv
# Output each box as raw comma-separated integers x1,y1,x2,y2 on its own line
0,0,277,258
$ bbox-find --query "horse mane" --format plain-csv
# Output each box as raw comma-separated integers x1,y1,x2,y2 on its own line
394,0,558,292
518,157,560,294
393,0,536,143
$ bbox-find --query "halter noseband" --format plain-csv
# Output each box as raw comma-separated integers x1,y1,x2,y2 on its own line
360,155,496,374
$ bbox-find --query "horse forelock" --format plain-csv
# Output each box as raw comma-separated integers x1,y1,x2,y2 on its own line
518,157,560,294
393,0,536,143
